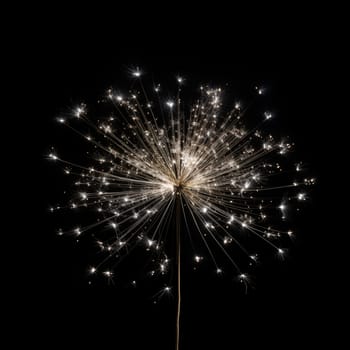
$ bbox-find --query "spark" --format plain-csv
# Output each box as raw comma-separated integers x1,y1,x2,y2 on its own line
264,112,272,120
256,86,265,95
297,193,306,201
75,106,85,118
227,216,234,224
177,76,184,84
223,236,232,245
166,101,174,108
49,153,58,160
50,72,314,290
194,255,203,263
132,68,142,77
278,248,285,256
147,239,155,247
249,254,258,261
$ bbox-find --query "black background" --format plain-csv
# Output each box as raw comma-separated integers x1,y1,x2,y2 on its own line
11,8,343,349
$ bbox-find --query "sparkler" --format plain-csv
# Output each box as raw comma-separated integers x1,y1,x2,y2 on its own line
49,70,314,349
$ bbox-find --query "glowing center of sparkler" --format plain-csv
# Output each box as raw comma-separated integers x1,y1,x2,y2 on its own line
175,182,184,193
173,175,189,193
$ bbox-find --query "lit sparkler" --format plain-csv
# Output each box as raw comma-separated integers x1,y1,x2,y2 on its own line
49,70,314,349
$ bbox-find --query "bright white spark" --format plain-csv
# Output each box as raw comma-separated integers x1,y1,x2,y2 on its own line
264,112,272,120
239,273,247,280
166,101,174,108
297,193,306,201
194,255,203,263
147,239,155,247
75,107,84,118
49,153,58,160
132,68,142,77
104,270,112,277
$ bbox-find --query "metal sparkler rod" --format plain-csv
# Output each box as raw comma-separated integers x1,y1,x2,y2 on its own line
176,192,181,350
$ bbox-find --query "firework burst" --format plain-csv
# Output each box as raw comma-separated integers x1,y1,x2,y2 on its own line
49,70,314,291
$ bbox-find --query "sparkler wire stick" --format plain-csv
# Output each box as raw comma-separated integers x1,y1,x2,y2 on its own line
176,191,181,350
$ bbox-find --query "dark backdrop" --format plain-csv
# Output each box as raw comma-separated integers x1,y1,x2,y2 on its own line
12,12,342,350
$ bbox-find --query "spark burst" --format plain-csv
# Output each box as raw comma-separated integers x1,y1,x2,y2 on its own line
49,71,314,290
